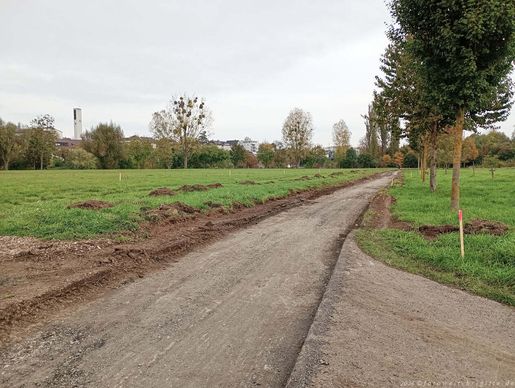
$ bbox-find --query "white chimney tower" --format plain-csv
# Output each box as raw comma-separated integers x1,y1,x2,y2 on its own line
73,108,82,139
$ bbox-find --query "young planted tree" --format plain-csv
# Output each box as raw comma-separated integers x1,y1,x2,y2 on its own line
151,95,212,168
282,108,313,167
82,122,125,169
391,0,515,209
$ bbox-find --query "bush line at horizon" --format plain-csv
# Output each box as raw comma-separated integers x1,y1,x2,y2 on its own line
357,168,515,306
0,168,386,240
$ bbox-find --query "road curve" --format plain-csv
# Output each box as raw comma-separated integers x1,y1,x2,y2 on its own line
0,173,394,388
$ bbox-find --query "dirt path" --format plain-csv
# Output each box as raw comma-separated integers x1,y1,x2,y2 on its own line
0,172,388,344
287,232,515,387
0,174,394,387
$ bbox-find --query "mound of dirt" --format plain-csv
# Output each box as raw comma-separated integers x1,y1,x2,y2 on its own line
465,220,508,236
207,183,223,189
295,176,312,181
149,187,176,197
314,173,324,178
419,220,508,239
418,224,458,238
143,202,199,223
179,184,209,192
68,200,113,210
239,180,257,185
330,172,344,177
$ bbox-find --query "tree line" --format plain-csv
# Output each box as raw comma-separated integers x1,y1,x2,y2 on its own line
368,0,515,210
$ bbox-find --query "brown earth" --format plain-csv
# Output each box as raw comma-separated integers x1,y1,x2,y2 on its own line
178,184,208,192
0,172,388,346
148,187,176,196
239,180,257,185
67,200,113,210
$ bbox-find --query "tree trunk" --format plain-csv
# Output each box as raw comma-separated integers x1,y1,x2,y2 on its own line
421,140,427,183
429,126,438,192
450,108,465,211
40,153,44,170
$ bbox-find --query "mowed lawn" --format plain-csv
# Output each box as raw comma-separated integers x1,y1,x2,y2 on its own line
358,168,515,305
0,168,382,240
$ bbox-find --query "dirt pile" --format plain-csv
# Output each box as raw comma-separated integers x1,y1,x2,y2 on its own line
239,180,257,185
149,187,176,197
179,184,209,192
143,202,199,223
419,220,508,239
68,200,113,210
207,183,223,189
295,176,312,181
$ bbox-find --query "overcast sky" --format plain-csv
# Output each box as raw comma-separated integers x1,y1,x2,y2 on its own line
1,0,514,146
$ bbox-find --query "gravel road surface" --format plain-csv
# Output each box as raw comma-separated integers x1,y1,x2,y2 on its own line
287,232,515,387
0,174,394,387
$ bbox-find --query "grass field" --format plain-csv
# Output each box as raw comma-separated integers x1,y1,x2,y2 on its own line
357,168,515,305
0,168,382,240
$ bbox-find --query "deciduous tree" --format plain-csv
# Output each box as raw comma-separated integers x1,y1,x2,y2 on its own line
150,95,212,169
82,122,125,169
282,108,313,167
0,119,20,170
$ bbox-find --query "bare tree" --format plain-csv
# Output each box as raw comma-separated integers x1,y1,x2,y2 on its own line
150,95,212,168
282,108,313,167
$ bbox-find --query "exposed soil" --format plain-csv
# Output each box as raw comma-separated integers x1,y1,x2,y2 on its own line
295,175,312,181
367,192,508,239
366,191,412,231
148,187,176,196
0,172,389,345
206,183,223,189
178,184,210,192
239,180,257,185
67,200,113,210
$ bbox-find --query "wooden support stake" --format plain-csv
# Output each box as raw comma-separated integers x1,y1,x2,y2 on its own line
119,172,122,182
459,209,464,258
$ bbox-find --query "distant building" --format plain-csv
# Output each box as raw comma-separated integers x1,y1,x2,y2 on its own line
324,146,337,160
73,108,82,139
56,138,81,149
238,137,258,154
213,139,239,151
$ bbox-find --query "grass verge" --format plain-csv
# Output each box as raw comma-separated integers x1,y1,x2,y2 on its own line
357,168,515,306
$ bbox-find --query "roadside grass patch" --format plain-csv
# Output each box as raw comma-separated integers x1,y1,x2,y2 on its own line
357,168,515,306
0,168,385,240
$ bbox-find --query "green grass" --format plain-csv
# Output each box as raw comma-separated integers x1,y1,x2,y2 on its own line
357,168,515,306
0,168,383,240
